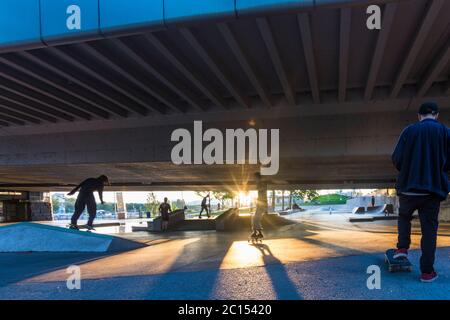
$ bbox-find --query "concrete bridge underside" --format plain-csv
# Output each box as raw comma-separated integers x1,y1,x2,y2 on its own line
0,0,449,191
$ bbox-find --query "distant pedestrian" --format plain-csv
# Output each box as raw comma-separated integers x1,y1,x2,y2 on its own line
391,102,449,282
199,194,210,219
68,175,110,231
159,197,172,232
371,196,375,207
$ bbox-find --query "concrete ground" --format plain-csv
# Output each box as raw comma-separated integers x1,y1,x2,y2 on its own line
0,212,449,300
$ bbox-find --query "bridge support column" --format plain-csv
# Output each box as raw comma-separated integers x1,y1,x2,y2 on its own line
29,192,53,221
115,192,127,220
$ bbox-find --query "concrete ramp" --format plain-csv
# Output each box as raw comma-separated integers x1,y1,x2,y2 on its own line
352,204,394,215
366,204,394,214
0,223,145,253
352,207,365,214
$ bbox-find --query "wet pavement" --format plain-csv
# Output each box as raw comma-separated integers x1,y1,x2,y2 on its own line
0,212,449,300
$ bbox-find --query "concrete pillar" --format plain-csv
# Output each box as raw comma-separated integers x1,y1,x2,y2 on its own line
271,190,275,212
115,192,127,220
289,190,293,209
29,192,53,221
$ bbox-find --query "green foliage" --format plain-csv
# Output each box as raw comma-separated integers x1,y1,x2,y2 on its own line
125,203,147,212
171,202,179,211
64,197,76,212
97,202,115,212
145,192,159,217
51,195,61,213
308,193,350,205
211,191,235,207
291,190,319,202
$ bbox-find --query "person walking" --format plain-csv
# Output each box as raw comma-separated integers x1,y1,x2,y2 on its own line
391,102,450,282
199,194,210,219
68,175,110,231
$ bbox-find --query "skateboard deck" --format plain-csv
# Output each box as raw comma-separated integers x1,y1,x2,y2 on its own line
67,224,95,232
385,249,412,272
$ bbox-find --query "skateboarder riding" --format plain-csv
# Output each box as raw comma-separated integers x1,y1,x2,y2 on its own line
199,194,210,219
391,102,449,282
250,172,268,240
68,175,110,231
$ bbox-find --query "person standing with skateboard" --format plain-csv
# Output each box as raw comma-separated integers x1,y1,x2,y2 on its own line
68,175,110,231
391,102,449,282
250,172,268,241
159,197,172,232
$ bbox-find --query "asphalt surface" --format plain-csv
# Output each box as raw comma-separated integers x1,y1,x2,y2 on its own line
0,213,449,300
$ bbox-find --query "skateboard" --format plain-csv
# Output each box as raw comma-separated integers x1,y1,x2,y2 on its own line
67,224,96,232
384,249,412,272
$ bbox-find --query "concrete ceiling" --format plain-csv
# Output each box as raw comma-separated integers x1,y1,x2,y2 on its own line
0,0,449,191
0,0,448,127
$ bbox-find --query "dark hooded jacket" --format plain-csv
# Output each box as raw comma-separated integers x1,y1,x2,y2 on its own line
392,118,450,200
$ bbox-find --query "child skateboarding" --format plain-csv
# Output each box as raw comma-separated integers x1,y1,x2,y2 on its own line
67,175,110,231
391,102,449,282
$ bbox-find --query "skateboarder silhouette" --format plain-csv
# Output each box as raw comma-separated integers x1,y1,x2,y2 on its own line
68,175,110,231
199,194,210,219
250,172,268,241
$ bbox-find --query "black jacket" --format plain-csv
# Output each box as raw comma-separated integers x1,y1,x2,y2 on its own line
392,118,450,200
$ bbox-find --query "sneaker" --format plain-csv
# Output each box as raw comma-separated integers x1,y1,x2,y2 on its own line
393,248,408,259
68,223,79,230
85,225,95,231
420,271,438,283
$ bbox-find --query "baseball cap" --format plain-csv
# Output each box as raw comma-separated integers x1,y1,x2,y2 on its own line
418,102,439,115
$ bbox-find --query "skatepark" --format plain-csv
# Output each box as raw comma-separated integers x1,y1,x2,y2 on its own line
0,0,449,301
0,211,449,299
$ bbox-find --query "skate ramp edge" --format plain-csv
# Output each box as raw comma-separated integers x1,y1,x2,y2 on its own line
0,223,146,253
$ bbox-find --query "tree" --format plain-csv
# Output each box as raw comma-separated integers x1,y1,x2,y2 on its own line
51,195,61,213
64,198,76,213
211,191,234,208
145,192,159,217
195,191,209,199
97,202,115,212
291,190,319,203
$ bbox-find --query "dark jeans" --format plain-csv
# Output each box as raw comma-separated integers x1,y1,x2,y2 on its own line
199,205,209,217
397,195,440,273
70,193,97,227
